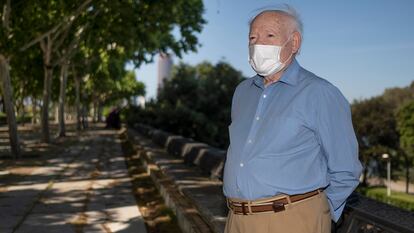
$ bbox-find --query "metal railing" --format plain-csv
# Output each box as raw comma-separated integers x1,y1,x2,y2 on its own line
334,192,414,233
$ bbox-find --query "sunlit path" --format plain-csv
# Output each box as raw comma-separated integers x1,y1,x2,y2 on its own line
0,124,147,233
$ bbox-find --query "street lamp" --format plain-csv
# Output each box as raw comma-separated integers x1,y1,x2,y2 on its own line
382,153,391,196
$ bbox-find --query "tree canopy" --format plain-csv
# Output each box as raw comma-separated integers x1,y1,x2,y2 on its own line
126,61,245,148
0,0,206,156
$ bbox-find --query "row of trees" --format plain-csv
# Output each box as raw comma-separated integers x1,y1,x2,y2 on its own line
0,0,206,158
352,82,414,193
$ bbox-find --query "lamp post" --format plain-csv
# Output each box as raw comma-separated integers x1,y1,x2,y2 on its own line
382,153,391,196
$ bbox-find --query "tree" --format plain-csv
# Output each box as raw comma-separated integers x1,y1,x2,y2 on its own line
137,61,244,148
18,0,95,142
56,15,97,137
0,0,21,158
2,0,205,144
83,53,145,122
0,55,20,157
351,96,400,186
109,71,145,106
382,81,414,110
396,100,414,193
10,46,44,125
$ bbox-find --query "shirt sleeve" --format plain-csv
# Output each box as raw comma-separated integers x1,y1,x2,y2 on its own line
313,83,363,223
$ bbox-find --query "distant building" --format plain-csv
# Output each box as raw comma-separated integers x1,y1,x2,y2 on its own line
136,95,146,108
129,95,146,108
157,52,173,95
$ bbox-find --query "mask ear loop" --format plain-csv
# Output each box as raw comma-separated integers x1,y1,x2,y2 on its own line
278,34,294,64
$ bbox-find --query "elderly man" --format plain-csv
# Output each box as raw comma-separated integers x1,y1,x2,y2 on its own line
222,6,363,233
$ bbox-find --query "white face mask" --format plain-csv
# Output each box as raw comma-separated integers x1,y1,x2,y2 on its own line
248,36,292,77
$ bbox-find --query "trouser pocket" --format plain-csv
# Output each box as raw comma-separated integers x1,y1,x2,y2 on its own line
224,210,234,233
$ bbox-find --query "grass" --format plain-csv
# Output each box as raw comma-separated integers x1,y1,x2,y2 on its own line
356,186,414,211
366,187,414,202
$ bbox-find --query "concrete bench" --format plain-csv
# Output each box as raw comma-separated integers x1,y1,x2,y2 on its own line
127,126,227,233
135,123,225,180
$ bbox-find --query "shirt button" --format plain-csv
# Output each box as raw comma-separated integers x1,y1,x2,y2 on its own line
240,163,244,167
256,116,260,120
248,139,252,143
263,94,267,98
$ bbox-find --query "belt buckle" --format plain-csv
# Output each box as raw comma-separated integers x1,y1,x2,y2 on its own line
241,202,248,215
272,201,285,212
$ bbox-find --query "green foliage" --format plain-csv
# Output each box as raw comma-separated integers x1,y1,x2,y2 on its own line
0,0,206,123
352,97,399,150
84,0,206,67
396,100,414,157
395,100,414,188
16,115,32,124
10,46,44,100
351,96,400,184
125,61,244,148
382,82,414,110
83,65,145,106
72,0,205,111
0,112,30,124
351,81,414,152
351,81,414,188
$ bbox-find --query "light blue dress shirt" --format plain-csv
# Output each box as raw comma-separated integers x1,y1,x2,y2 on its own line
222,58,363,223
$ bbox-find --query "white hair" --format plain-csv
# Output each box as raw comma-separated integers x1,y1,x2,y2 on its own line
249,4,303,38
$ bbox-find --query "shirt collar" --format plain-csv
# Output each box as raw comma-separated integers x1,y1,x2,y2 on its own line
252,58,301,88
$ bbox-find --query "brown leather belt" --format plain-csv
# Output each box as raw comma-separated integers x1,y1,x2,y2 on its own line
227,188,323,215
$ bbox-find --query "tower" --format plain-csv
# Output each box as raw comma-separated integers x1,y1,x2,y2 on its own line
157,52,173,95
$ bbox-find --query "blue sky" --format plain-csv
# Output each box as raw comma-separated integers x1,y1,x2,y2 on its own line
132,0,414,103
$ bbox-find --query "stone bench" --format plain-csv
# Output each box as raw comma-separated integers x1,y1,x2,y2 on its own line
135,123,226,181
129,123,228,233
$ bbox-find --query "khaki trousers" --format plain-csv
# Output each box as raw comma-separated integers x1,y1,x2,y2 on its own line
224,191,331,233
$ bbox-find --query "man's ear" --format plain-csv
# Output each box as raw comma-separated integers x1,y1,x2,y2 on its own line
292,31,302,54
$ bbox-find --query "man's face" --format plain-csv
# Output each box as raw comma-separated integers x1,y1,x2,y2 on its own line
249,12,295,62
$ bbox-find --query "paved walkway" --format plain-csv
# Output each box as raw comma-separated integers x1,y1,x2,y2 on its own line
0,126,147,233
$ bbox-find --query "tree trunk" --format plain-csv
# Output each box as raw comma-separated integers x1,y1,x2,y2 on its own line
97,101,103,122
405,155,410,194
0,54,21,158
74,76,81,130
361,158,368,187
406,166,410,194
40,37,53,143
32,97,37,124
41,67,53,142
81,104,88,129
81,88,88,129
58,62,68,137
54,104,59,124
17,87,25,126
1,95,5,113
15,92,23,120
93,100,98,123
20,102,25,126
